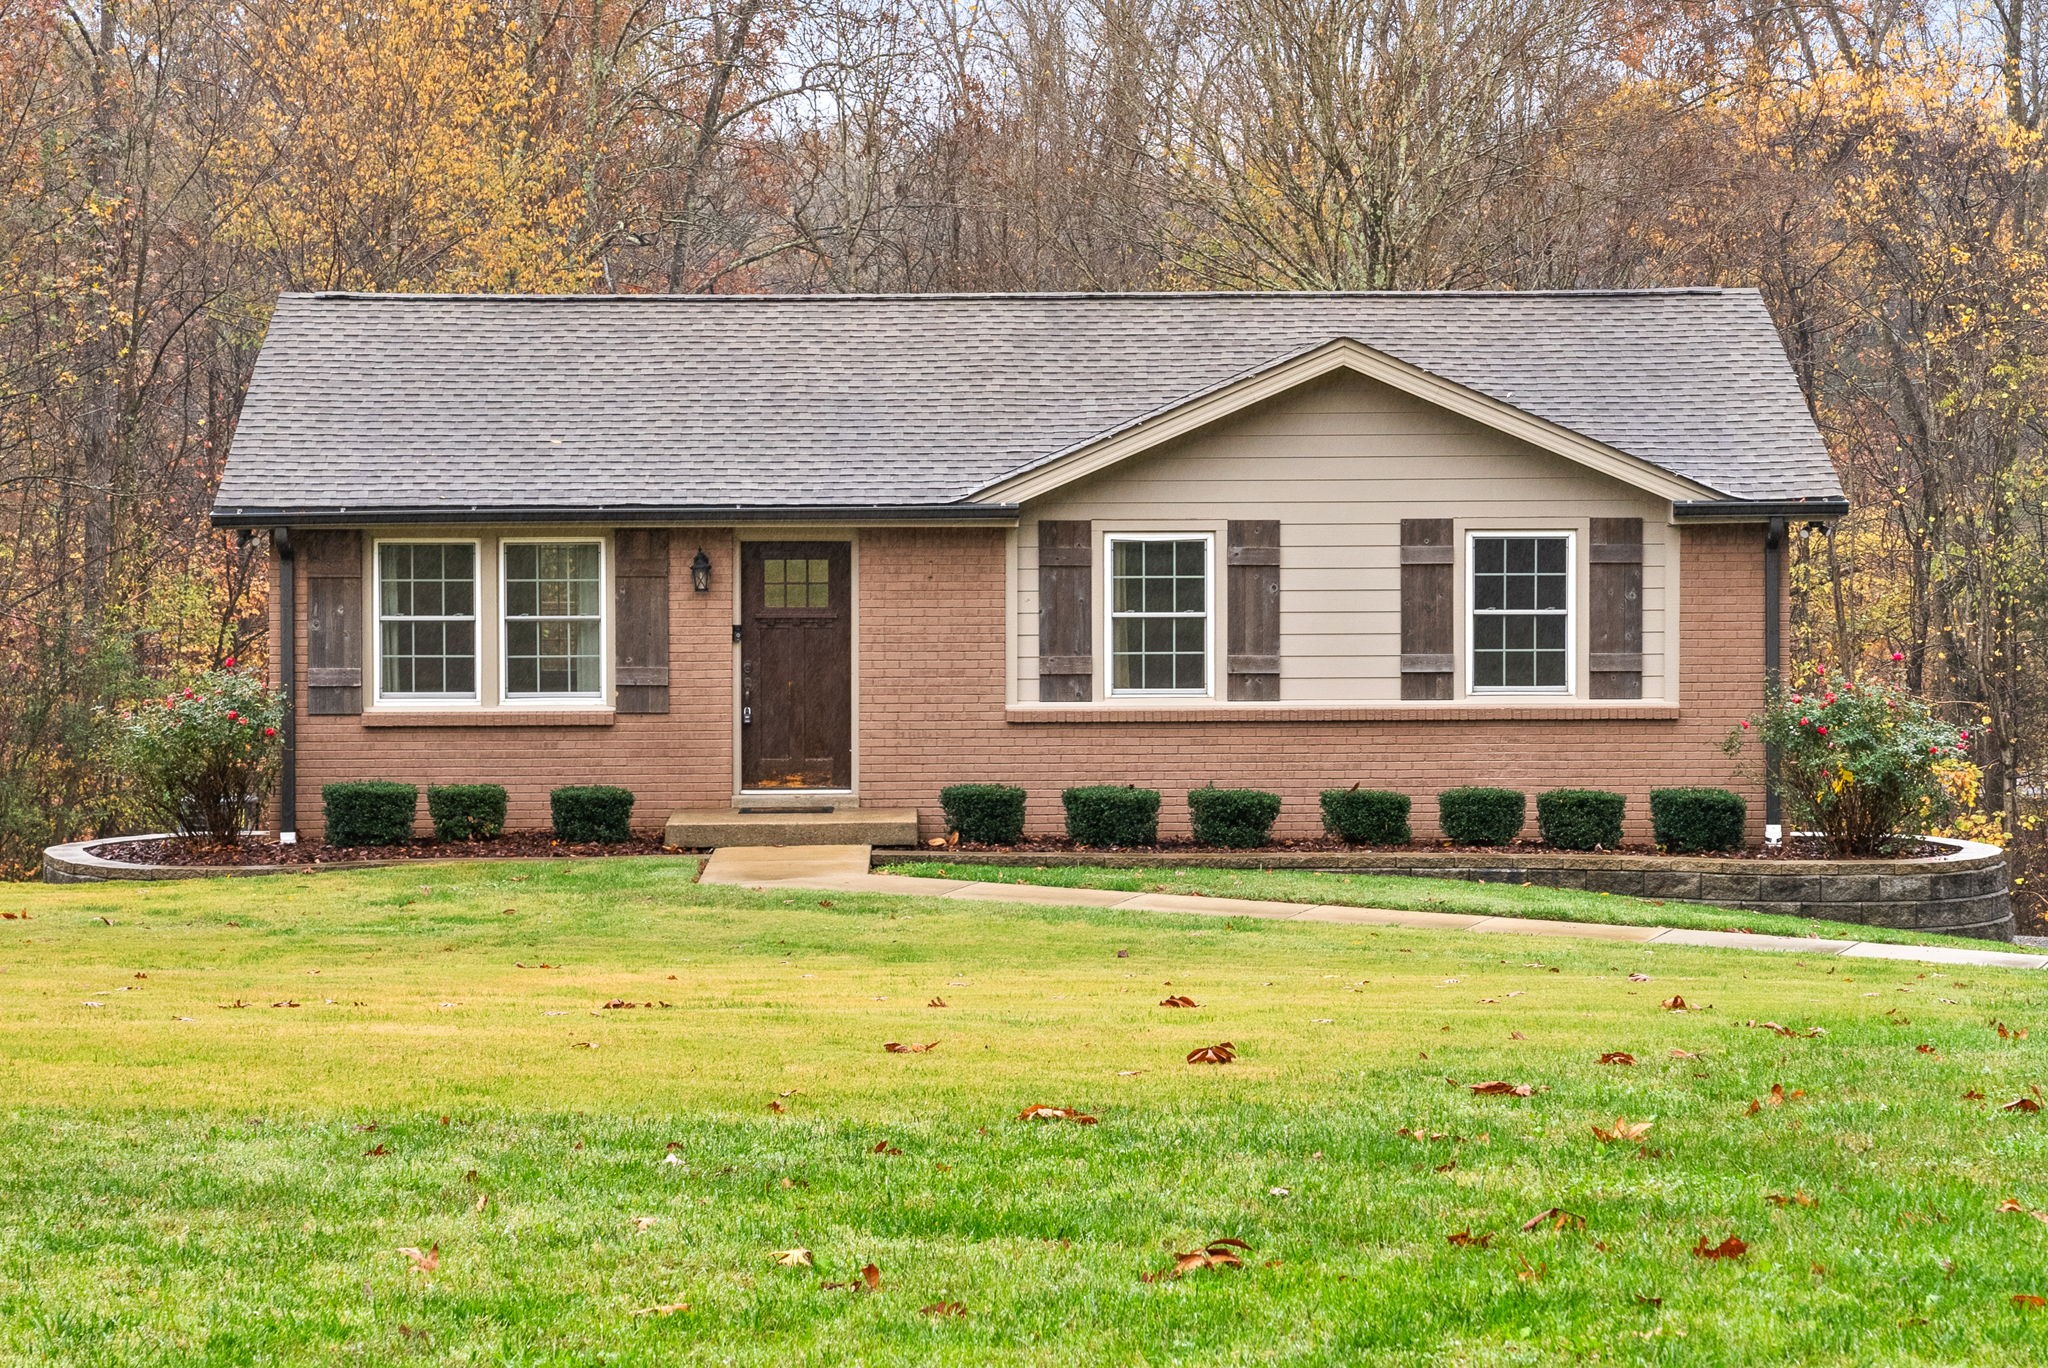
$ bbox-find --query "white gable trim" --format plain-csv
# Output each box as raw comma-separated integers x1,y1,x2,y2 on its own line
970,338,1724,506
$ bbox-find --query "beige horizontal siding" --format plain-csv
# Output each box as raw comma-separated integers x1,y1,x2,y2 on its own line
1016,369,1673,705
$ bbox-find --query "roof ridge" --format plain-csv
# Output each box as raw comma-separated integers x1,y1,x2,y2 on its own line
293,287,1752,305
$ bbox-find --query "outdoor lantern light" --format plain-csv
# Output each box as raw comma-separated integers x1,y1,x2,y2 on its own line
690,548,713,593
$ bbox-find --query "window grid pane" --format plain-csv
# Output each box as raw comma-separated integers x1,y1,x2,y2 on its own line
761,557,829,609
1108,537,1208,694
379,543,477,698
504,542,603,697
1471,535,1569,691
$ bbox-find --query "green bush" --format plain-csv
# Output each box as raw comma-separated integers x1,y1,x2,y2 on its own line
1536,788,1626,851
550,786,635,843
427,784,507,842
1651,787,1747,853
1062,785,1160,847
1437,787,1525,845
1187,787,1281,848
118,660,285,841
323,781,418,846
1320,788,1411,844
938,783,1028,845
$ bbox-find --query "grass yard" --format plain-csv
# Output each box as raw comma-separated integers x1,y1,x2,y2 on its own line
3,857,2048,1365
887,860,2002,949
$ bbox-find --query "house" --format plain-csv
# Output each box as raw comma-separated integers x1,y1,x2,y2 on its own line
211,289,1845,846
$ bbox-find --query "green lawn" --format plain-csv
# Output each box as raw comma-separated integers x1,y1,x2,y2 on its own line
4,857,2048,1365
887,860,2002,948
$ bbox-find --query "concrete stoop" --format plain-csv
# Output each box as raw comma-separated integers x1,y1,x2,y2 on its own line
664,807,919,849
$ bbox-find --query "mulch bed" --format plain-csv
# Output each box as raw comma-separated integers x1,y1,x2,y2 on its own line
927,835,1946,862
96,832,668,868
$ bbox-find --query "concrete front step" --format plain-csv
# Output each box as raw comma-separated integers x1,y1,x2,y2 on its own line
664,807,919,849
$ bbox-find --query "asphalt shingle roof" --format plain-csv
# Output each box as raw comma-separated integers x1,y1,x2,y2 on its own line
212,288,1843,521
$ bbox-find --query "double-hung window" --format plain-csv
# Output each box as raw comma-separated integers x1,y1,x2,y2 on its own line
502,540,605,700
1107,533,1212,695
376,541,479,701
1469,532,1572,692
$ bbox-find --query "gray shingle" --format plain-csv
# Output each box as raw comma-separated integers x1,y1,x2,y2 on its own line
212,289,1843,518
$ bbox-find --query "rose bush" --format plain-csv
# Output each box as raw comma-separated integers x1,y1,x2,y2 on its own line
1727,666,1973,856
118,659,285,842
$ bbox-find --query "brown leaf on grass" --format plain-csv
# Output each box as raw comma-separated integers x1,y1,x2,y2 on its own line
1514,1254,1546,1282
473,1194,488,1213
628,1302,690,1316
2003,1097,2042,1113
1016,1104,1099,1124
1995,1021,2030,1040
1628,972,1652,982
1768,1192,1819,1208
1995,1199,2048,1224
821,1263,884,1292
1964,1089,1987,1101
571,1041,599,1049
1521,1207,1587,1233
1746,1020,1824,1038
363,1143,390,1157
927,998,948,1008
1509,1030,1527,1041
1141,1238,1249,1282
1159,995,1199,1008
1446,1230,1491,1248
920,1301,966,1317
397,1244,439,1272
771,1248,813,1267
1661,996,1690,1011
218,1000,249,1009
1692,1234,1748,1260
871,1140,902,1155
1598,1052,1637,1066
631,1216,657,1232
883,1041,938,1054
1468,1080,1534,1097
1592,1117,1652,1144
2014,1294,2048,1308
1746,1083,1806,1114
1634,1293,1664,1306
768,1100,787,1114
1669,1048,1700,1059
1186,1042,1236,1065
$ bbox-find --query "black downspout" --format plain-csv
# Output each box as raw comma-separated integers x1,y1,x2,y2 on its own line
1763,517,1785,836
274,527,297,841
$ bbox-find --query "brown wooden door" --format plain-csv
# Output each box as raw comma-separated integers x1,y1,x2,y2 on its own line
741,541,852,789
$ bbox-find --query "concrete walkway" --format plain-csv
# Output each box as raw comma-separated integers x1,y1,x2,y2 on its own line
697,845,2048,971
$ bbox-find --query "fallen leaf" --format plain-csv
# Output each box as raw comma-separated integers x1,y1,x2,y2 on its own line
571,1041,599,1049
1669,1048,1700,1059
1628,972,1652,982
927,997,947,1008
2004,1097,2043,1113
1514,1254,1546,1282
1634,1293,1664,1306
772,1248,813,1267
1661,996,1690,1011
1446,1230,1492,1248
1592,1117,1652,1144
871,1140,902,1155
1746,1020,1824,1039
1965,1089,1987,1101
1016,1104,1099,1124
1995,1021,2030,1040
1142,1238,1249,1282
363,1143,390,1157
2014,1294,2047,1308
1468,1080,1534,1097
920,1300,966,1317
397,1244,439,1272
632,1216,657,1232
1186,1042,1236,1065
768,1100,787,1114
1767,1192,1819,1208
821,1263,883,1292
1692,1234,1747,1260
1521,1207,1587,1233
1159,995,1199,1008
1598,1051,1637,1066
883,1041,938,1054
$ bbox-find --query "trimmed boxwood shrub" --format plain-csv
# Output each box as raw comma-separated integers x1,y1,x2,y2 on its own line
1062,785,1160,847
1536,788,1626,851
1437,787,1525,845
1651,787,1747,853
1187,787,1281,848
550,785,635,843
427,783,507,842
939,783,1028,845
1321,788,1411,845
322,781,417,847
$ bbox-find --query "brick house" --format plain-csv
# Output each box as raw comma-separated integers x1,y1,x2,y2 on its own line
212,290,1845,845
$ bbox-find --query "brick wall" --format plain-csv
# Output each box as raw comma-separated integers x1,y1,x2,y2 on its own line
274,521,1771,843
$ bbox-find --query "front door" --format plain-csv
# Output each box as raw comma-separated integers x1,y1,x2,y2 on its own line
740,541,852,789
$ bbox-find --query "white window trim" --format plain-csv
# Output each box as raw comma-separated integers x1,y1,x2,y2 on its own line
372,537,483,707
1104,531,1215,698
498,536,609,707
1466,529,1575,697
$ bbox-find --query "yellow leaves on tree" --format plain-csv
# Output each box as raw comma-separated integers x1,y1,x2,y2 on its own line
215,0,595,293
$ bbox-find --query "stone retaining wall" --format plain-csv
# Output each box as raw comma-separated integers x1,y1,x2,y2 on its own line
874,839,2016,941
40,835,395,884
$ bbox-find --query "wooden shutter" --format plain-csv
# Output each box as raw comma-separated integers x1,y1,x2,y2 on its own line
613,529,671,714
1037,520,1092,702
301,529,364,715
1588,517,1644,699
1399,518,1455,700
1226,520,1281,701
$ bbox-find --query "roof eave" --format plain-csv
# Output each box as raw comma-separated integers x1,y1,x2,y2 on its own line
1670,497,1849,523
209,502,1021,530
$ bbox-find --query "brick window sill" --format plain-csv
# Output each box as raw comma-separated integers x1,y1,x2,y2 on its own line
1004,702,1681,724
361,709,617,728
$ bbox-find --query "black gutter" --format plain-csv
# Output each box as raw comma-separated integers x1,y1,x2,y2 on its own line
1762,517,1785,833
273,528,297,840
211,502,1022,530
1672,497,1848,522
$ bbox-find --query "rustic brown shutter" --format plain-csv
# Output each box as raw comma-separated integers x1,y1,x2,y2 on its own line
1037,520,1092,701
1588,517,1644,699
301,529,364,715
1399,518,1455,700
1226,520,1280,700
613,529,671,714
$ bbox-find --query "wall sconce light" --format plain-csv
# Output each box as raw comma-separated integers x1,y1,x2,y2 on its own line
690,548,713,593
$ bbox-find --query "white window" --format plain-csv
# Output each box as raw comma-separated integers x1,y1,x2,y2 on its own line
501,539,605,700
1469,532,1572,693
375,541,479,702
1106,533,1212,695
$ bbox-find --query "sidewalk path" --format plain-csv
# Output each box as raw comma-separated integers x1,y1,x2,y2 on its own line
698,845,2048,971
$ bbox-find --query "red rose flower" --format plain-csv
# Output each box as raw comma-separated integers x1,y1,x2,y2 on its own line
1890,651,1904,662
1816,725,1828,735
224,710,238,721
263,726,276,737
223,655,236,670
